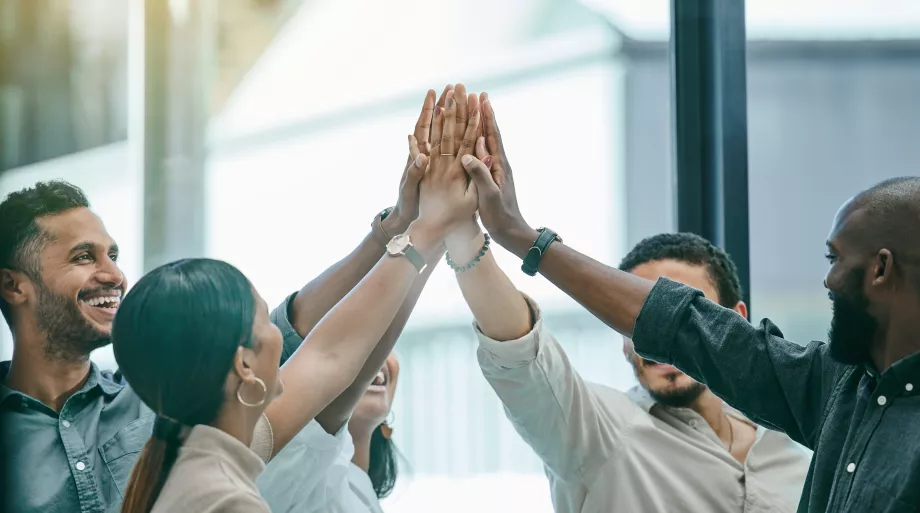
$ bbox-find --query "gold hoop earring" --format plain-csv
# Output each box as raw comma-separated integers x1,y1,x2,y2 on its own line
237,377,267,408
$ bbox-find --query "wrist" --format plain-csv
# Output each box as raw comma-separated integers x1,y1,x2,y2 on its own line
381,211,411,236
444,219,481,249
405,220,444,257
445,228,486,266
493,221,539,259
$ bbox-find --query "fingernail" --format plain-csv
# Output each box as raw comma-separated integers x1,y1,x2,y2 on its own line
414,154,424,168
484,156,493,168
461,155,473,166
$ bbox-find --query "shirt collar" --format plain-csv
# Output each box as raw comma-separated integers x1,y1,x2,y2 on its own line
885,350,920,388
626,385,658,412
0,360,124,408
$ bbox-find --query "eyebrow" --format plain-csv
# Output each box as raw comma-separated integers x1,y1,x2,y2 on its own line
68,242,120,256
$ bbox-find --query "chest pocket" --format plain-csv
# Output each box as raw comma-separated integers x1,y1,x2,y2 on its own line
99,412,155,500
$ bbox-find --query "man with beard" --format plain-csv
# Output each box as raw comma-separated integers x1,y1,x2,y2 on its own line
465,229,809,512
460,105,920,512
0,89,443,513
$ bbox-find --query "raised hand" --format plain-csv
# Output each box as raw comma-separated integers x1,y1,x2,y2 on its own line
416,89,482,240
385,89,438,234
460,93,531,245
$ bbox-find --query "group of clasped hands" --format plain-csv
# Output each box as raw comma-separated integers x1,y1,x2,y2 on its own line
388,82,526,258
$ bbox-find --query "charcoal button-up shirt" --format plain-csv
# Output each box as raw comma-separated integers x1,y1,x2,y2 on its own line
633,277,920,512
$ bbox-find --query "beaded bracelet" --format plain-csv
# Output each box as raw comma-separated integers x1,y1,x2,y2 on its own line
445,233,491,273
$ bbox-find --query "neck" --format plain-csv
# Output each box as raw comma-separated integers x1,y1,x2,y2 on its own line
688,389,729,435
4,327,92,412
348,420,376,472
873,316,920,372
211,401,261,448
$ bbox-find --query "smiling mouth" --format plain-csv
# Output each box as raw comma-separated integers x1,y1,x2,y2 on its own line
79,293,122,312
370,368,388,388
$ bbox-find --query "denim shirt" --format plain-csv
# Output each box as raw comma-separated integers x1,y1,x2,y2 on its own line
632,277,920,513
1,293,303,513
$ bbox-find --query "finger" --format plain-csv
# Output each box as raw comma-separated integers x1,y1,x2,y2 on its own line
441,90,457,156
413,90,436,156
482,96,505,158
453,84,468,152
407,153,428,183
436,84,453,110
430,106,445,152
429,143,442,170
458,95,481,158
474,135,494,170
475,136,488,160
408,134,421,164
460,154,500,197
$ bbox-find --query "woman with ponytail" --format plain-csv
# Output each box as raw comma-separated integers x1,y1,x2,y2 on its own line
114,259,282,513
113,95,479,509
112,123,475,512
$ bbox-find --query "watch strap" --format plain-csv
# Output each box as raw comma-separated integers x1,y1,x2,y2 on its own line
371,207,395,246
402,244,428,274
521,227,561,276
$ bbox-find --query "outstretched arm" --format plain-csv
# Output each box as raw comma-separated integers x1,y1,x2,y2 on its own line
461,94,845,448
274,87,451,435
265,86,483,457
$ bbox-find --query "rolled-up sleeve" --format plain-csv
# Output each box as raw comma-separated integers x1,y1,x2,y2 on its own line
270,293,305,364
632,277,846,448
477,296,629,482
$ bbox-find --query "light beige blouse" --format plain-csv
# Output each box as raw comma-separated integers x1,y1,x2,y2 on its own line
151,416,274,512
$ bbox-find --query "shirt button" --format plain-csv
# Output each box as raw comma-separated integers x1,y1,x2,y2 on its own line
907,383,914,392
62,420,71,428
689,420,698,428
877,396,887,406
846,462,856,473
75,461,86,471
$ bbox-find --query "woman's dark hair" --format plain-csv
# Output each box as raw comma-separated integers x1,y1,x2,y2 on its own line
367,424,400,498
112,258,257,513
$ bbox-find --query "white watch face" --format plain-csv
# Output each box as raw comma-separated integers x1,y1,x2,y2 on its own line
386,233,410,255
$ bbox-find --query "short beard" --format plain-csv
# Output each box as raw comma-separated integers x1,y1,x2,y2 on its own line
34,282,110,362
827,267,877,366
648,381,706,408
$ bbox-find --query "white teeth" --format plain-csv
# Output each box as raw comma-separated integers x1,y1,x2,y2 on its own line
82,296,121,308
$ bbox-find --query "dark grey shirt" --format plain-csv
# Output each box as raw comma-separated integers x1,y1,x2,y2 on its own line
633,278,920,513
1,294,302,513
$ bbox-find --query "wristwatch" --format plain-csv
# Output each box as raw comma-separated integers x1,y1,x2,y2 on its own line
521,227,562,276
386,233,427,274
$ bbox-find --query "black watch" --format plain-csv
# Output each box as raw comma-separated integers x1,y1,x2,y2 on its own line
521,227,562,277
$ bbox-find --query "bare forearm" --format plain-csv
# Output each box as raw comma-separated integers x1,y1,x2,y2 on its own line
497,226,655,337
314,251,441,433
266,224,439,455
289,216,406,338
447,228,530,341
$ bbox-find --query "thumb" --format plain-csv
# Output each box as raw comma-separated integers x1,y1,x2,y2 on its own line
407,154,428,182
460,154,499,196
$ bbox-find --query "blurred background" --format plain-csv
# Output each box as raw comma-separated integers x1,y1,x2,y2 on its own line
1,0,919,511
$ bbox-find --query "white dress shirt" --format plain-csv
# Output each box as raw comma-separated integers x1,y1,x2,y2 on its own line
477,297,812,513
258,419,383,513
